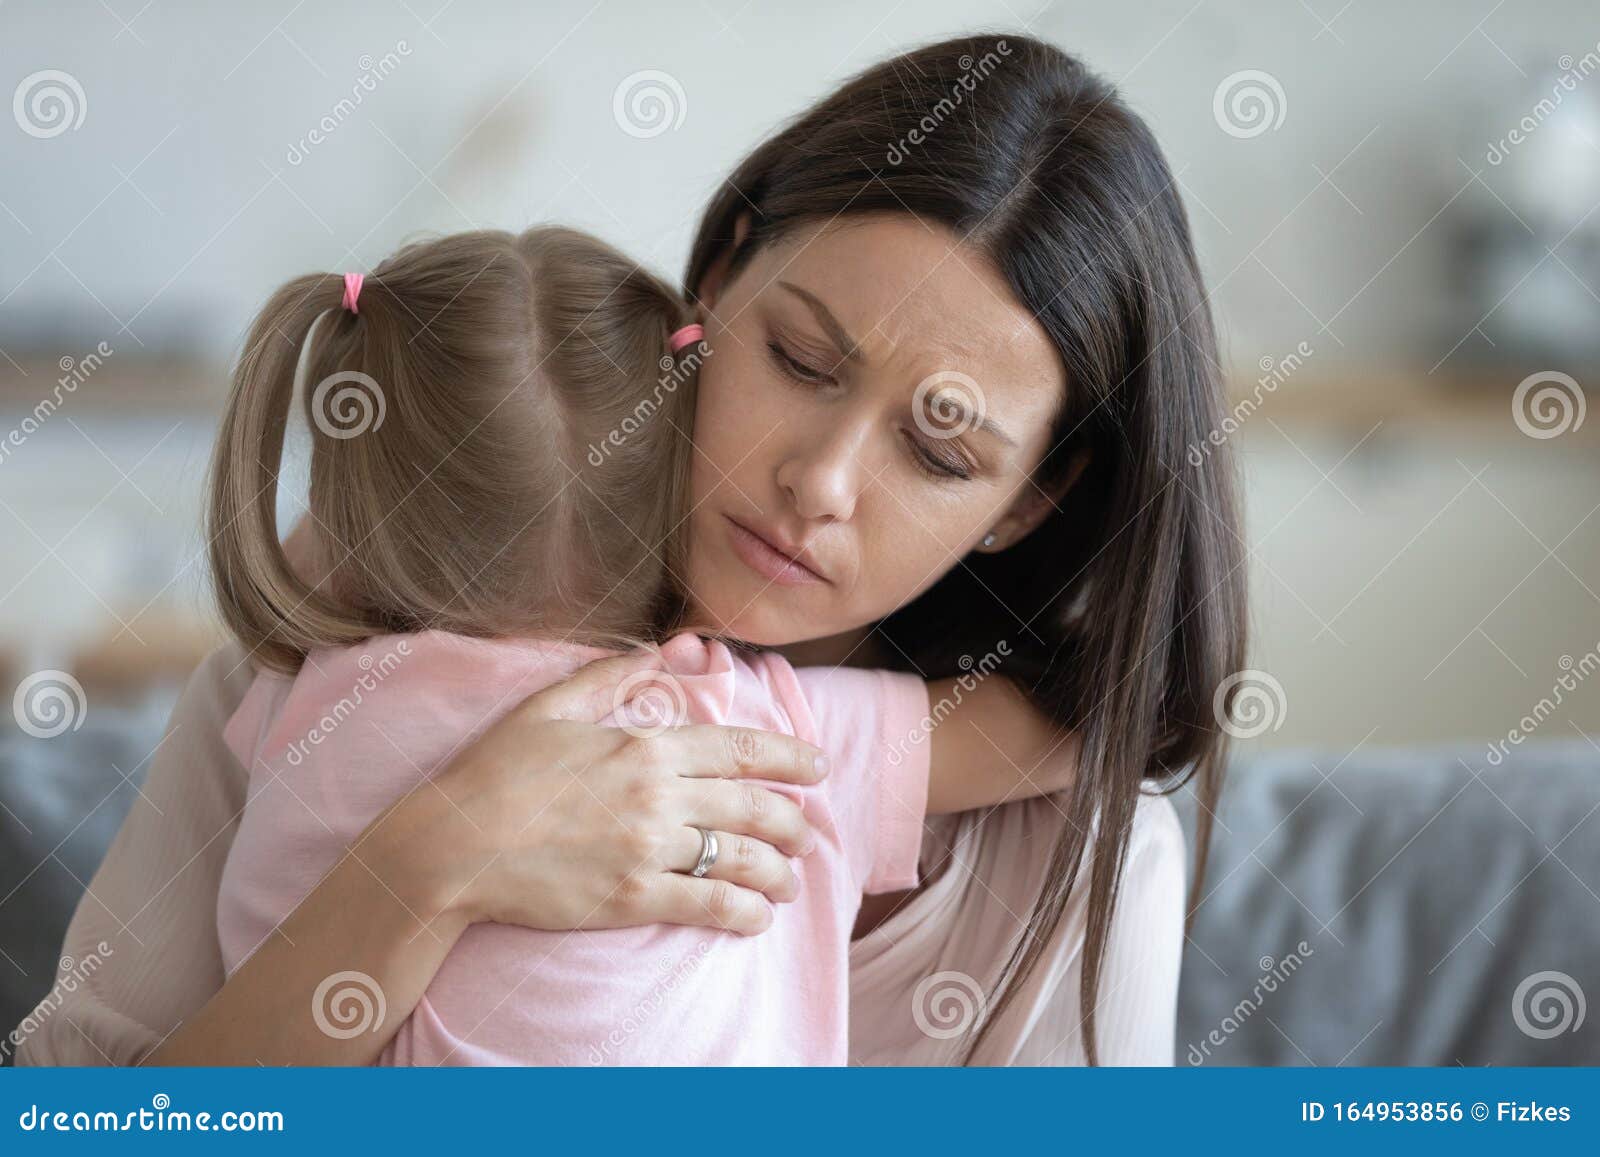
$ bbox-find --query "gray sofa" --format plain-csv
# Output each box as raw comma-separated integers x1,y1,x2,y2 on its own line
3,700,1596,1064
1172,734,1598,1065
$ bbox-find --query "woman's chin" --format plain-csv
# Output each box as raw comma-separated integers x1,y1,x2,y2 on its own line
683,590,819,651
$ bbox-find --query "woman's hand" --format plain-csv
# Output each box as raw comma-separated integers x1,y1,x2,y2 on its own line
406,647,829,938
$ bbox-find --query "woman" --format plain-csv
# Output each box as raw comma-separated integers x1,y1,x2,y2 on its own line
16,32,1244,1067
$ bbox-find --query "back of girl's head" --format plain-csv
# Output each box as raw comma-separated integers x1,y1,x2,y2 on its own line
208,226,699,673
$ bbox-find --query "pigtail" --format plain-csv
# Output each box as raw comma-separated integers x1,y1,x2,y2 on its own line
206,275,383,674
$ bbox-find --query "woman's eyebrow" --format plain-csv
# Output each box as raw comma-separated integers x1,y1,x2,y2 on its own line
776,281,865,364
918,389,1019,450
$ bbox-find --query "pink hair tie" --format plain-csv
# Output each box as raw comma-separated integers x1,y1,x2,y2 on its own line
341,272,364,314
668,323,704,353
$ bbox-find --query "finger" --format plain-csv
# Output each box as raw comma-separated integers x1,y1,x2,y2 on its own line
518,647,665,724
646,874,775,937
660,724,829,786
673,826,799,903
687,779,814,858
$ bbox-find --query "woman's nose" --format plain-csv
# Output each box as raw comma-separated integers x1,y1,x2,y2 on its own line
775,429,869,523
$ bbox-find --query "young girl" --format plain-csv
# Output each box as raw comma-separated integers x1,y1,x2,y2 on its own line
207,224,1079,1065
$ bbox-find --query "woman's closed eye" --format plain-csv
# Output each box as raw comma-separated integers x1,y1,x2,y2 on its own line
765,336,836,386
766,334,975,482
903,430,973,481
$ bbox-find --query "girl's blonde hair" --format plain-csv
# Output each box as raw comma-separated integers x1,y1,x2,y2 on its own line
207,226,700,674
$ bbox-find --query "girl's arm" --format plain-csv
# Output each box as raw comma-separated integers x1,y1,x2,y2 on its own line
924,673,1083,816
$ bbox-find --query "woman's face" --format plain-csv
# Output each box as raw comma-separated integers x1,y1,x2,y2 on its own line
680,212,1072,651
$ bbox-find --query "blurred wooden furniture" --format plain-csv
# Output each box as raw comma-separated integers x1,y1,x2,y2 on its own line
69,611,228,701
1229,366,1600,447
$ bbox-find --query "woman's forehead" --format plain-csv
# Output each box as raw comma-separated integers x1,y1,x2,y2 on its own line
751,214,1066,413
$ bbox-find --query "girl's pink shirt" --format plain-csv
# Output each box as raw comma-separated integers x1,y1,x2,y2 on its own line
216,629,932,1066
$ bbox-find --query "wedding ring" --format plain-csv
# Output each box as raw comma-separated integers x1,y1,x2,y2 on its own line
690,827,719,878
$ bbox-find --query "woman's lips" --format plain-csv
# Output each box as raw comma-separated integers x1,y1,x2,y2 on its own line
724,515,829,586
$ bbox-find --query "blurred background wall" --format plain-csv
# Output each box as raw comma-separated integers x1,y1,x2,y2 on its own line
1,0,1598,750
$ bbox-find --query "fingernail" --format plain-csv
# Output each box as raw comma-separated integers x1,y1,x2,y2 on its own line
813,754,830,776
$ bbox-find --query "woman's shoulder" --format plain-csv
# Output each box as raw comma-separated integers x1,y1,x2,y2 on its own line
1122,789,1189,913
1130,788,1186,865
1085,787,1187,899
1004,781,1185,855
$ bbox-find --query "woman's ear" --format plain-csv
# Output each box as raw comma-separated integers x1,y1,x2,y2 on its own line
694,210,753,311
976,447,1092,553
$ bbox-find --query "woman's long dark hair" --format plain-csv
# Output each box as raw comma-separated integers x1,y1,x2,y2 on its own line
684,32,1248,1064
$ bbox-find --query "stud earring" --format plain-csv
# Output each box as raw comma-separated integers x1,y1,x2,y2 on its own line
982,532,997,548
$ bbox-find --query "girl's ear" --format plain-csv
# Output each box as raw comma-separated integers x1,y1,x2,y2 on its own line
977,447,1092,553
694,211,753,311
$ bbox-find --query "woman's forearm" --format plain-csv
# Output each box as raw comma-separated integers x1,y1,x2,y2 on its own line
143,791,469,1066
